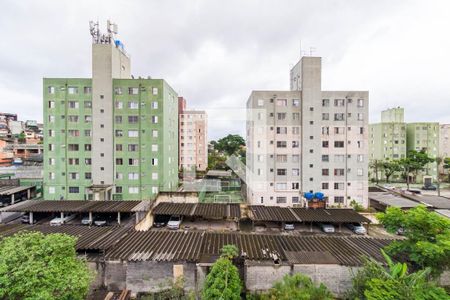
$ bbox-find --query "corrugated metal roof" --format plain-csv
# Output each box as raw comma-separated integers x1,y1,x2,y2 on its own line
153,202,241,219
0,200,146,213
0,186,34,195
249,206,370,223
105,230,392,266
0,224,131,251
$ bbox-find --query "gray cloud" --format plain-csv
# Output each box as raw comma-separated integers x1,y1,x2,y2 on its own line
0,0,449,140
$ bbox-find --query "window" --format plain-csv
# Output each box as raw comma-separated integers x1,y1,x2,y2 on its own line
85,172,92,180
48,86,55,94
276,197,287,203
357,154,364,162
357,99,364,107
116,172,123,180
292,127,300,134
48,158,55,165
151,158,158,166
357,113,364,121
334,99,345,107
129,158,139,166
68,101,79,109
129,187,139,194
334,113,345,121
292,155,299,162
83,86,92,94
115,130,123,137
322,113,329,120
334,182,344,190
322,155,329,162
322,182,329,189
116,144,123,151
152,172,158,180
334,141,344,148
322,169,329,176
128,101,138,109
276,141,287,148
322,127,329,135
277,169,287,176
115,101,123,109
257,99,264,106
128,130,139,137
68,115,79,122
48,101,55,108
69,172,79,180
292,99,300,107
335,155,345,162
128,144,138,152
334,169,345,176
334,127,345,134
67,87,78,94
277,113,286,120
85,158,91,165
85,115,92,122
292,141,300,148
322,99,330,107
116,158,123,165
114,87,123,95
276,155,287,162
48,144,55,151
152,87,158,95
276,99,287,106
68,144,79,151
275,183,287,190
48,172,55,180
128,172,139,180
152,101,158,109
115,116,123,123
276,127,287,134
292,196,299,203
292,168,300,176
69,187,79,193
128,116,138,124
68,130,80,137
359,127,364,134
48,130,55,137
322,141,329,148
357,168,364,176
292,182,299,189
334,196,344,203
151,144,158,152
292,113,300,120
129,87,139,95
152,116,158,124
83,144,91,151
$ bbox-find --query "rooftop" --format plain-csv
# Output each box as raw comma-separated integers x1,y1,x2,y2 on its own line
153,202,241,219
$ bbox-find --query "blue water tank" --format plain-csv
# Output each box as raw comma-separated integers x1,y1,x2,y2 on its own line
314,192,324,201
304,192,314,200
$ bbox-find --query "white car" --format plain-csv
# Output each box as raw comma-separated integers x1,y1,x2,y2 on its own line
167,215,182,230
319,223,335,233
346,223,367,234
50,214,76,226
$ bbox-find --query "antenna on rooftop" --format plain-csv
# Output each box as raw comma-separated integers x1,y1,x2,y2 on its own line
309,47,316,56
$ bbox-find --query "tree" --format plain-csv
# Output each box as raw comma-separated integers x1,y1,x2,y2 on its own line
0,232,93,300
443,157,450,183
251,274,333,300
347,250,448,300
381,159,402,183
377,205,450,276
399,150,435,188
215,134,245,156
202,245,241,300
369,160,382,184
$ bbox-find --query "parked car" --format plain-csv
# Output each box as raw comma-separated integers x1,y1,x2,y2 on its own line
154,215,170,228
94,219,107,226
319,223,335,233
346,223,367,234
167,215,182,230
50,214,76,226
81,215,96,225
422,185,437,191
407,188,422,195
284,223,295,230
21,214,36,224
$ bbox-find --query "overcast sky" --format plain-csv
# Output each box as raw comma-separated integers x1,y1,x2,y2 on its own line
0,0,449,140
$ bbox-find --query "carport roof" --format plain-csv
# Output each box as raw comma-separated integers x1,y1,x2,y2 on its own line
106,230,391,266
249,206,370,223
0,200,149,213
0,224,131,251
0,186,34,196
153,202,241,219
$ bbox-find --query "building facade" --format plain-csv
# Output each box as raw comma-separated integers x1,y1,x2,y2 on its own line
406,122,439,180
246,56,369,208
440,124,450,175
178,97,208,171
43,22,178,200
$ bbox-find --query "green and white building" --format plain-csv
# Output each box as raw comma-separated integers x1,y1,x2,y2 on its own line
43,22,178,200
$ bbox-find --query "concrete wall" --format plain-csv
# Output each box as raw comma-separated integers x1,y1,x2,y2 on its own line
105,260,127,290
245,264,291,291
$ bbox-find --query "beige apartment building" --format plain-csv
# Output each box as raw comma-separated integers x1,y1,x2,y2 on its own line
246,56,369,208
178,97,208,171
440,124,450,174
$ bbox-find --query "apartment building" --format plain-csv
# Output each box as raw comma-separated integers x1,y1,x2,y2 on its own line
369,107,407,161
178,97,208,171
406,122,439,181
246,56,368,208
440,124,450,175
43,22,178,200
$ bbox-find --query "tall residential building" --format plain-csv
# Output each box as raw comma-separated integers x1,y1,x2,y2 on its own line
406,122,439,180
178,97,208,171
246,56,369,208
440,124,450,174
369,107,407,162
43,21,178,200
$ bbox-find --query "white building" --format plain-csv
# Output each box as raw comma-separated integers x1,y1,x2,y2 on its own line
440,124,450,174
246,56,369,208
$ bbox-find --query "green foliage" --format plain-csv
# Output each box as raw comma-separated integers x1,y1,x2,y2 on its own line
250,273,333,300
350,199,365,212
202,257,241,300
377,205,450,276
221,244,239,259
381,159,402,183
208,152,228,170
0,231,93,300
347,251,449,300
215,134,245,156
369,159,383,184
399,150,435,185
444,157,450,182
